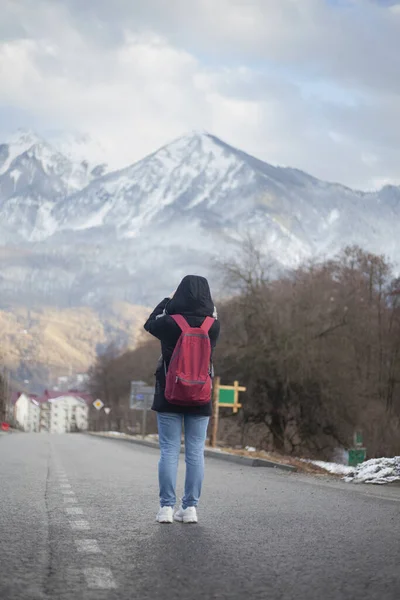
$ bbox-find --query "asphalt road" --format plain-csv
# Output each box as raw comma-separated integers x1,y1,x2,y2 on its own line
1,433,399,600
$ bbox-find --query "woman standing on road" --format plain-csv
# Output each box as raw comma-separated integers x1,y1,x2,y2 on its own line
144,275,220,524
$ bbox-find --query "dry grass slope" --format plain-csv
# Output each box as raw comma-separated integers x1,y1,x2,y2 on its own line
0,302,150,382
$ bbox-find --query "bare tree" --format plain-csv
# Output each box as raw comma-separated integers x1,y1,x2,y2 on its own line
87,339,159,432
215,243,400,458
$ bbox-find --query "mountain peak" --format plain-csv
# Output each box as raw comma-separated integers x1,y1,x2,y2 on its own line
0,129,50,175
165,129,228,150
7,128,46,148
147,130,233,168
0,128,101,202
180,129,213,140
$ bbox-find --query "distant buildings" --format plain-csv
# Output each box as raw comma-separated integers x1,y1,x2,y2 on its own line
13,393,40,432
12,390,93,433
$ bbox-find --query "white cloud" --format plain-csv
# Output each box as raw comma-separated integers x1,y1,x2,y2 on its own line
1,0,400,189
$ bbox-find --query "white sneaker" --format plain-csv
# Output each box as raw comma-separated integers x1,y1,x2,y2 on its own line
174,505,198,524
156,506,174,523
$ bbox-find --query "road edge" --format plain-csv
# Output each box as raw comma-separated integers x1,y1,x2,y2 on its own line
85,432,297,472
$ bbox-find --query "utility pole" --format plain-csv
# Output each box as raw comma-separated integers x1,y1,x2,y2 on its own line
5,367,10,423
0,370,5,422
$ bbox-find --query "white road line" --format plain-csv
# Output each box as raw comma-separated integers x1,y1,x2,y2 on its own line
66,507,84,516
75,539,101,554
70,520,90,531
59,483,72,488
84,567,117,589
63,497,78,503
61,490,75,495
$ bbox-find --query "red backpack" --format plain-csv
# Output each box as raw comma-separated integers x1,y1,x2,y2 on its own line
165,315,215,406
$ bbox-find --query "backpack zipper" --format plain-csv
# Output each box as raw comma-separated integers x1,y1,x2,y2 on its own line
175,376,207,385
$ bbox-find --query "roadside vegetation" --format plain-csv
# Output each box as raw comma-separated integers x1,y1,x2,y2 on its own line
88,244,400,460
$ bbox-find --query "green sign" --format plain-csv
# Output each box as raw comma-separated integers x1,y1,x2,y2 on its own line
219,388,235,405
216,380,245,414
348,448,367,467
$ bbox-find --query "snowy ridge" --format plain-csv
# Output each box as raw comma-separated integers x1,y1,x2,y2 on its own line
0,129,400,306
52,132,258,237
50,131,109,175
0,130,108,242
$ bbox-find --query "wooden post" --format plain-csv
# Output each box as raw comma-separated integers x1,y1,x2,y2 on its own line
210,376,220,448
233,381,239,414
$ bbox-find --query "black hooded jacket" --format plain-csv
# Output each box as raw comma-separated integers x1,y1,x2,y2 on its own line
144,275,220,415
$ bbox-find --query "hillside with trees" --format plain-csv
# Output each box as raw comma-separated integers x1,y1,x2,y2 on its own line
88,245,400,459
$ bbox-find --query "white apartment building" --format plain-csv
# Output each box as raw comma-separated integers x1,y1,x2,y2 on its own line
47,395,89,433
14,393,40,432
14,392,91,433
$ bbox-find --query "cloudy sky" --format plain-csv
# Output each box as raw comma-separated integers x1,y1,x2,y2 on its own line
1,0,400,189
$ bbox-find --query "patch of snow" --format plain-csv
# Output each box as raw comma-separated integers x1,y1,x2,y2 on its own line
72,199,114,231
328,208,340,225
28,201,58,241
306,460,355,476
245,446,256,452
343,456,400,484
9,168,21,184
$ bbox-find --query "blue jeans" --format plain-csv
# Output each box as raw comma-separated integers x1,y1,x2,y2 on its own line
157,413,210,509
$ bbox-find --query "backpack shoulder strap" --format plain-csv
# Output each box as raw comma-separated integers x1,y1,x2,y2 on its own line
171,314,190,333
200,317,215,334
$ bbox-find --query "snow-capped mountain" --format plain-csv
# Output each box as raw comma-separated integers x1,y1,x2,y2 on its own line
0,130,107,242
0,130,399,309
50,132,400,263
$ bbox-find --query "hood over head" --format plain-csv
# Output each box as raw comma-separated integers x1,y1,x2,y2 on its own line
167,275,214,317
